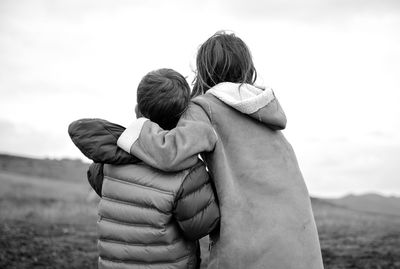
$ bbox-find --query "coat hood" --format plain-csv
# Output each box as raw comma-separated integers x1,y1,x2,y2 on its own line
68,118,140,164
208,82,287,129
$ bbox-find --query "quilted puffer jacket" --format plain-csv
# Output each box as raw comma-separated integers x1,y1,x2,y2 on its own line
68,119,220,269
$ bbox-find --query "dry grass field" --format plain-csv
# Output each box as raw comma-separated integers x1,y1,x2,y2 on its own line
312,199,400,269
0,171,98,269
0,170,399,269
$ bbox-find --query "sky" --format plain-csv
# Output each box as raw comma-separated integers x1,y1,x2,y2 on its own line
1,0,399,197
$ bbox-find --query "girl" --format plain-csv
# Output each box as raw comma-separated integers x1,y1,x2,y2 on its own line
118,31,324,269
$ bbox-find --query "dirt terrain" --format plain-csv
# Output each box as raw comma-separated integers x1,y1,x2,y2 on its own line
312,199,400,269
0,171,399,269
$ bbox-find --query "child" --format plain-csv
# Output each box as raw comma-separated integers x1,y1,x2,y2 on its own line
117,32,325,269
68,68,220,269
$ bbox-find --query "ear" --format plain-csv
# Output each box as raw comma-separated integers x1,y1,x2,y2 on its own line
135,104,142,118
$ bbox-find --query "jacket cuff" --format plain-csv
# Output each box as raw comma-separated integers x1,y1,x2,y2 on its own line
117,118,149,153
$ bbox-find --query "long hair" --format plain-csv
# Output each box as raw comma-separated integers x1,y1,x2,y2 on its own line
191,31,257,98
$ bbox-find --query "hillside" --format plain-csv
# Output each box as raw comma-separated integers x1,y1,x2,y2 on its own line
0,154,89,182
327,193,400,217
1,153,399,218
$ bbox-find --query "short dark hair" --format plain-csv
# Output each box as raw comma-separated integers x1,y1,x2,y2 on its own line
137,68,190,130
192,31,257,97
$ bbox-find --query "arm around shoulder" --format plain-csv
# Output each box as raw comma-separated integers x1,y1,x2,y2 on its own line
117,103,218,172
173,161,220,241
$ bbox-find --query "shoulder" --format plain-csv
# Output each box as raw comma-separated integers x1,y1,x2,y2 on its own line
192,93,227,114
186,94,221,123
103,163,140,177
191,93,214,108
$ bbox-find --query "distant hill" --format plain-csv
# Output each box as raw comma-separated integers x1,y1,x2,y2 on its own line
326,193,400,217
0,154,89,182
1,154,399,218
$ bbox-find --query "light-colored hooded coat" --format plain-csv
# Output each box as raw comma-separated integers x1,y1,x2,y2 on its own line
118,82,324,269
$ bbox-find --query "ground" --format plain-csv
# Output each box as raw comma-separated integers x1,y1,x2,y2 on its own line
0,171,399,269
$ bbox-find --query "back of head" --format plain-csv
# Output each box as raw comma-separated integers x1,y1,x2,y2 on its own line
137,68,190,130
192,31,257,97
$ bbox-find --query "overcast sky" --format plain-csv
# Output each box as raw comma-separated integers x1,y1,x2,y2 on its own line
1,0,399,197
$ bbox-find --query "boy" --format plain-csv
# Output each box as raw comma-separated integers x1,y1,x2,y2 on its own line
69,68,220,269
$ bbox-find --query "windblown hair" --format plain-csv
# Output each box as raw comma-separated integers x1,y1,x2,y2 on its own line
137,68,190,130
192,31,257,97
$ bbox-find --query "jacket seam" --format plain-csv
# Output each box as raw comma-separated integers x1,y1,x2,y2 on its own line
192,97,214,125
179,181,209,201
99,216,156,228
99,254,191,265
190,216,221,240
192,96,220,146
104,175,174,196
178,162,207,199
101,196,170,215
176,198,215,222
99,120,120,140
206,101,213,123
98,237,183,247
